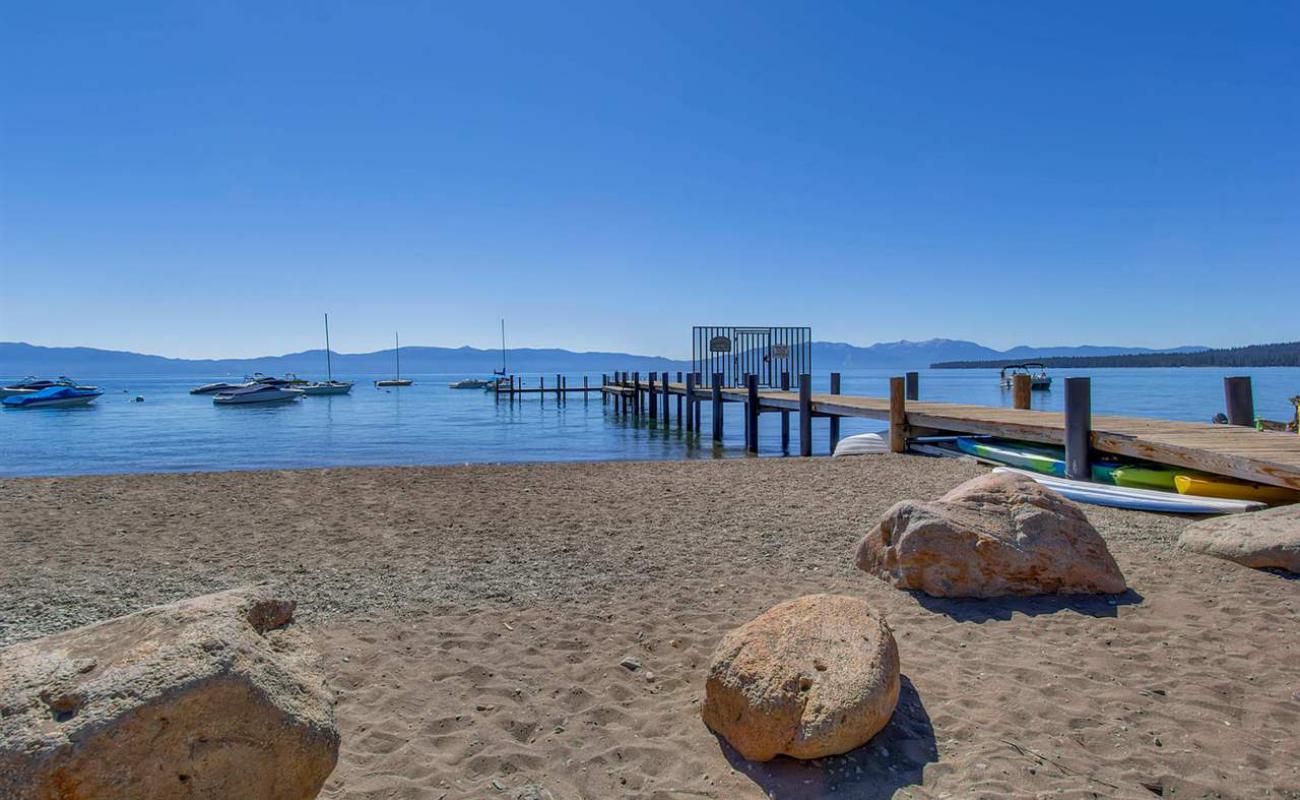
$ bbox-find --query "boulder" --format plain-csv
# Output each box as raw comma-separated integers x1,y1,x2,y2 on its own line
0,587,339,800
1178,504,1300,573
857,472,1126,597
701,594,900,762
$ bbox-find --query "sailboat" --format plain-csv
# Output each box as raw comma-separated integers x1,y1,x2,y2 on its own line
302,313,354,396
375,332,413,387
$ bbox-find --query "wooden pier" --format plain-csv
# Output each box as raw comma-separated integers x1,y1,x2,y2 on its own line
600,372,1300,491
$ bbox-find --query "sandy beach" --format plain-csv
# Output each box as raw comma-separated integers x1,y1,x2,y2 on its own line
3,456,1298,799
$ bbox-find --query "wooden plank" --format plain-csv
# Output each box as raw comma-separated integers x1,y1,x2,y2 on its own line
889,377,906,453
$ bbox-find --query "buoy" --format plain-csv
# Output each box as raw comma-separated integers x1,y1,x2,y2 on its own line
134,396,144,402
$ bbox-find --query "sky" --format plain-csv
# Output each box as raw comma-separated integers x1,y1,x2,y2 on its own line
1,2,1296,359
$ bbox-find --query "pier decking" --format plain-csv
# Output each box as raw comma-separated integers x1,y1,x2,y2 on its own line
600,376,1300,490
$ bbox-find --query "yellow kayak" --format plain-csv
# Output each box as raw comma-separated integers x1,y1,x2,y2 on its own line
1174,474,1300,505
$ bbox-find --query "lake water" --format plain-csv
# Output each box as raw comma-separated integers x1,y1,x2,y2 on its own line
2,368,1297,478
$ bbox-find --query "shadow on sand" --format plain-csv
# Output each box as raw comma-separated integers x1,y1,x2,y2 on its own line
719,675,936,800
911,587,1145,623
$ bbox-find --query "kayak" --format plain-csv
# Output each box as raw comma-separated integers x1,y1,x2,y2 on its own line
1174,474,1300,505
1109,466,1183,492
956,438,1065,476
956,438,1122,483
832,432,888,456
992,467,1265,515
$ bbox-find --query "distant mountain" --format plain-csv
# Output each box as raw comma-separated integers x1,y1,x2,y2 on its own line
0,338,1210,379
933,341,1300,369
812,339,1207,370
0,342,688,378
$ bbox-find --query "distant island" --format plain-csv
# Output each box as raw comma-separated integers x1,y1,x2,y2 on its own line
932,341,1300,369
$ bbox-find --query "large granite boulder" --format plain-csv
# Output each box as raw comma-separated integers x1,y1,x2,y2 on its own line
701,594,900,762
0,587,339,800
1179,504,1300,573
857,472,1126,597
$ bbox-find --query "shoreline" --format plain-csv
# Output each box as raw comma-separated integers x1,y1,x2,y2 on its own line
4,456,1297,797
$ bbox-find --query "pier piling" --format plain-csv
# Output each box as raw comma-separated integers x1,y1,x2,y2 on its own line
1012,373,1032,409
711,373,724,443
889,377,906,453
780,372,790,453
1224,376,1255,427
745,373,759,453
906,371,919,402
685,373,695,432
830,372,842,451
798,374,812,456
1064,377,1092,481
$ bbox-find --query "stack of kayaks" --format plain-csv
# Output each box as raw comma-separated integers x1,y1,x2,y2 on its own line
952,437,1296,514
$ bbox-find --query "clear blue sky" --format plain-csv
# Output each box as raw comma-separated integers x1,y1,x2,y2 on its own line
2,2,1296,359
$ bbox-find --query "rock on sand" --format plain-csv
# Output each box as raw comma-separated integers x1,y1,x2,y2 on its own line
1179,504,1300,573
856,471,1126,597
0,586,339,800
701,594,900,762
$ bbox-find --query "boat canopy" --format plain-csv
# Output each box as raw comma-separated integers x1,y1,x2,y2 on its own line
1000,363,1047,378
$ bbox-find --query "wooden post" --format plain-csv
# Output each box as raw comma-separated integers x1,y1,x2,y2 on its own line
906,371,919,402
830,372,842,451
1224,376,1254,427
685,373,696,432
745,373,759,453
583,375,588,403
556,374,563,403
695,372,703,432
798,374,812,457
648,373,657,418
780,371,790,453
539,375,545,405
889,376,906,453
601,374,607,405
711,372,724,443
633,372,640,417
1012,373,1032,410
1064,377,1092,481
662,371,670,424
676,371,683,426
509,374,515,402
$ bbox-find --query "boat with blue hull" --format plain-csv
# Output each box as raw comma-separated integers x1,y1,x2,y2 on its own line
3,386,104,409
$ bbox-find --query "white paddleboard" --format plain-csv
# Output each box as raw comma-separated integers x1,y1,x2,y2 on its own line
992,467,1265,515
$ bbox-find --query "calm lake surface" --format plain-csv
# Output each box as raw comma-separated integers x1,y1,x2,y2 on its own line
2,368,1297,478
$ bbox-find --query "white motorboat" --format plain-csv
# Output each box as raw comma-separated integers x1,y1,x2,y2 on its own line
449,378,492,389
1,376,98,399
1000,363,1052,390
212,384,304,405
190,380,250,395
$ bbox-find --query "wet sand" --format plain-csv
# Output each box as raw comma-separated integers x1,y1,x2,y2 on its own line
3,457,1297,798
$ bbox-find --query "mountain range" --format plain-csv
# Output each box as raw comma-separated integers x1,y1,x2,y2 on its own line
0,339,1206,378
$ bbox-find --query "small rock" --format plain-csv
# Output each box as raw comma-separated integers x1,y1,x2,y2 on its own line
619,656,642,671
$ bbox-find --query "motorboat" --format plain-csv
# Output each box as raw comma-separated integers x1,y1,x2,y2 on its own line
3,385,104,409
375,332,413,387
0,376,98,399
190,380,250,395
449,378,493,389
248,372,306,387
301,380,354,396
212,384,304,405
999,363,1052,390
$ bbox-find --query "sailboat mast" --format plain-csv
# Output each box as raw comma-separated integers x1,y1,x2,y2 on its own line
395,332,401,380
500,318,506,373
324,313,333,382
